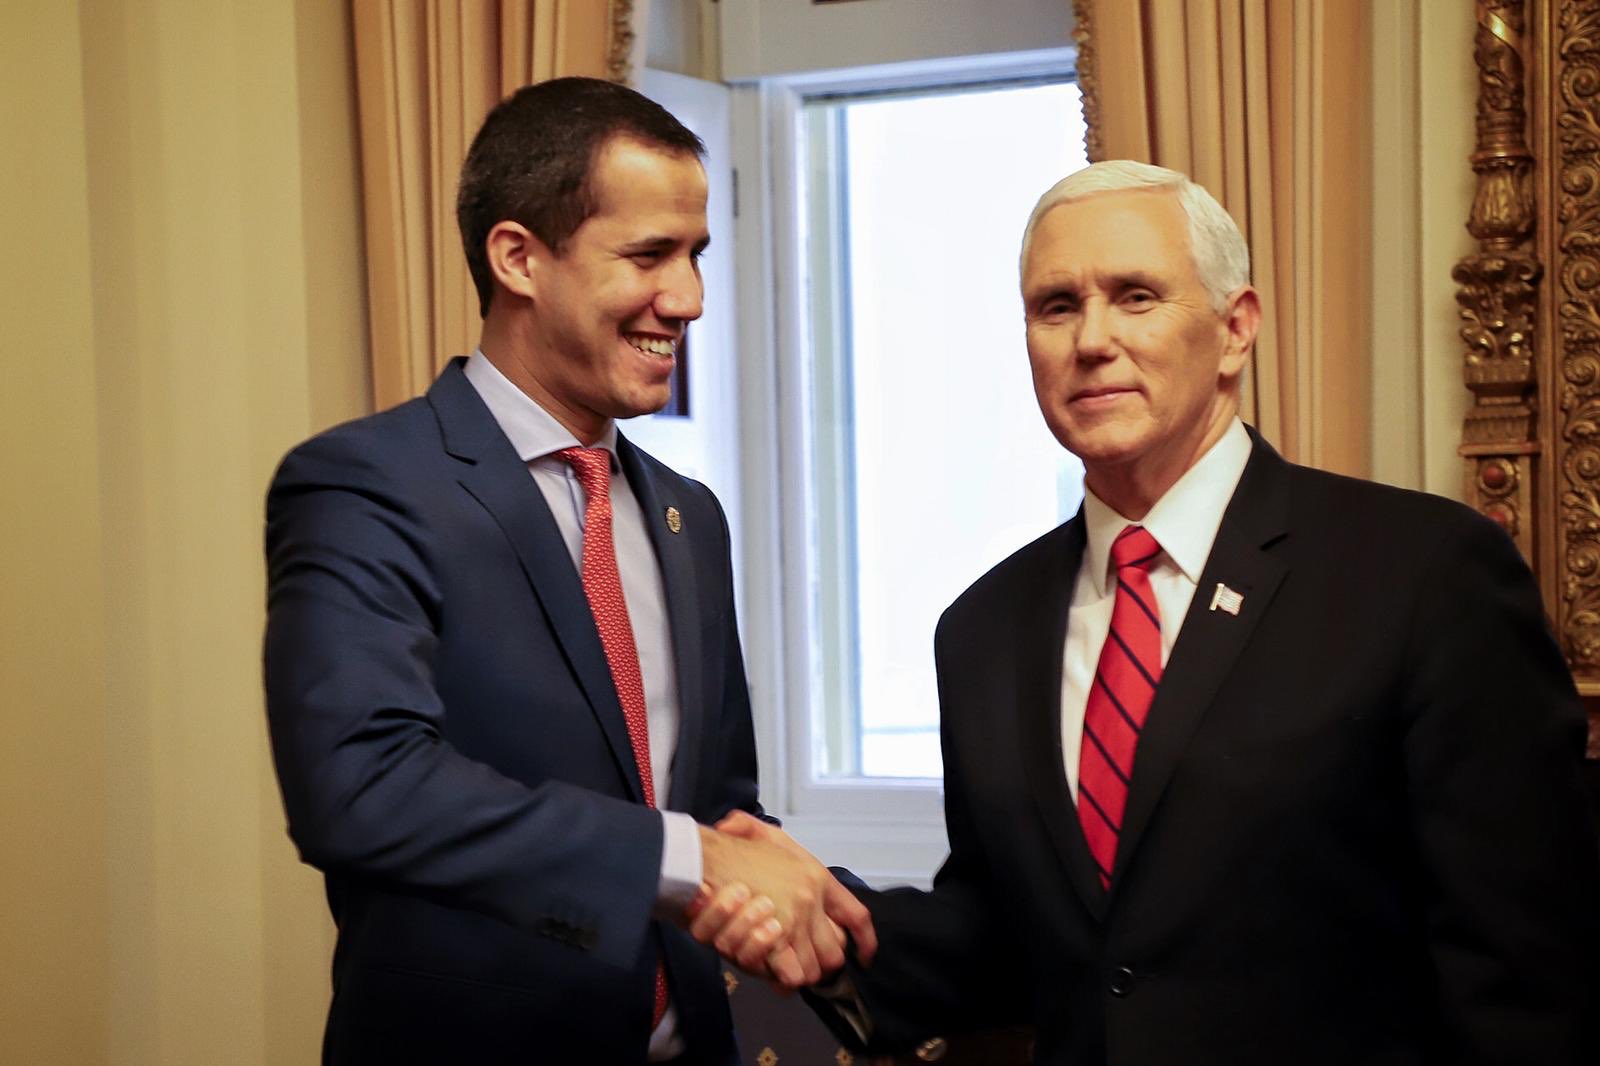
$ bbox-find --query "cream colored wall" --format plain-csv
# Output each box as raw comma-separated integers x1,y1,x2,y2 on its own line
1,3,111,1061
718,0,1072,80
1,1,366,1062
1370,0,1476,497
646,0,721,80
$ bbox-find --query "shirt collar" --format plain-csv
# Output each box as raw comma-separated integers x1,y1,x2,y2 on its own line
1080,418,1252,596
463,349,619,467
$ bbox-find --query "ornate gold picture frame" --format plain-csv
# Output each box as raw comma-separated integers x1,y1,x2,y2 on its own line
1459,0,1600,755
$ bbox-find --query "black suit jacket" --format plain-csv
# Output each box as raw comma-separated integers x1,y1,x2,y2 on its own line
264,360,756,1064
818,432,1600,1065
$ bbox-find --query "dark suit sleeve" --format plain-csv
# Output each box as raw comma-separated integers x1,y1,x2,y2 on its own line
1399,511,1600,1062
807,614,1030,1054
263,433,663,971
699,485,764,825
816,835,1029,1053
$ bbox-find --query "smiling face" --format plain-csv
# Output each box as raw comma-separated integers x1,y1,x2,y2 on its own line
494,135,709,442
1021,188,1258,517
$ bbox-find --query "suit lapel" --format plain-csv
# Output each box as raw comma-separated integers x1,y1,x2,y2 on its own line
428,361,647,804
615,435,707,814
1018,516,1113,921
1111,431,1291,886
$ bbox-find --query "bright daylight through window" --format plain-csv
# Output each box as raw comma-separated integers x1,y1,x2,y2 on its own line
805,79,1089,780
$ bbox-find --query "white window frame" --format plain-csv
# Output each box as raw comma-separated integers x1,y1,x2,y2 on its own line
729,47,1078,884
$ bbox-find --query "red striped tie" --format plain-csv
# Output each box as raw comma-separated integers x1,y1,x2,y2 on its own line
1078,525,1163,890
556,447,669,1028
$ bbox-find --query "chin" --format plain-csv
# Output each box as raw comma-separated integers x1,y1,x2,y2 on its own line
616,390,673,420
1053,421,1146,461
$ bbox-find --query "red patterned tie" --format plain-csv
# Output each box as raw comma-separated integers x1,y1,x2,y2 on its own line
1077,525,1163,890
556,446,669,1028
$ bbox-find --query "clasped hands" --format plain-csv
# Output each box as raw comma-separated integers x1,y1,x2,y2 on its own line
685,811,876,989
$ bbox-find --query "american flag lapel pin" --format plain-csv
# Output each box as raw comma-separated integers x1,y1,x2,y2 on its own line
1209,583,1243,616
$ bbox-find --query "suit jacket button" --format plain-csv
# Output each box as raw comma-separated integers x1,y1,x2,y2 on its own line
1108,965,1136,997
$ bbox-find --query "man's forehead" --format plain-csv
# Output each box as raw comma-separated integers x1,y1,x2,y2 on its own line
591,134,706,186
1024,189,1192,282
1037,188,1187,240
581,136,709,233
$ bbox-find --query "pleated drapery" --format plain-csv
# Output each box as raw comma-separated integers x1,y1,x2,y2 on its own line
1075,0,1371,476
353,1,644,409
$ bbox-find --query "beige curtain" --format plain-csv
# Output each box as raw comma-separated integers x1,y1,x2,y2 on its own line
1075,0,1371,476
353,1,647,409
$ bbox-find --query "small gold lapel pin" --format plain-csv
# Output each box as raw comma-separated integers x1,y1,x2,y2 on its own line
1208,583,1243,615
665,506,682,534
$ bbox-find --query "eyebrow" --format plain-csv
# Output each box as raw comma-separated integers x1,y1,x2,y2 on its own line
1026,282,1075,301
1027,270,1164,298
618,235,712,256
1108,271,1163,290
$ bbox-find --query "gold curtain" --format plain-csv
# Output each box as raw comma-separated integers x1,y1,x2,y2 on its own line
353,0,643,409
1074,0,1371,475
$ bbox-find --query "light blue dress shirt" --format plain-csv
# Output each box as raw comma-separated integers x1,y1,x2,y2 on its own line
464,352,702,1059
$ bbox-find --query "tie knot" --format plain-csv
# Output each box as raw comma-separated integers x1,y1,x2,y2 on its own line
556,446,611,495
1111,525,1160,572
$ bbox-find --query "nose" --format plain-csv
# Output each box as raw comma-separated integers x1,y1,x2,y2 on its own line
656,256,704,322
1074,299,1114,360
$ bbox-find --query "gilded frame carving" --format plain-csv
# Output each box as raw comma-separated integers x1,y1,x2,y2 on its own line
1459,0,1600,754
607,0,637,84
1072,0,1104,162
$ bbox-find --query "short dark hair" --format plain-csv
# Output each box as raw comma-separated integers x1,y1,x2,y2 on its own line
456,77,706,317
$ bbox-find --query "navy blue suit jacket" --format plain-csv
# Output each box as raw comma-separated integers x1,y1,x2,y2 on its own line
813,431,1600,1065
264,359,756,1064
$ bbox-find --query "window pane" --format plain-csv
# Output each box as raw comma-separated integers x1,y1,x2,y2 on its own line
809,81,1089,780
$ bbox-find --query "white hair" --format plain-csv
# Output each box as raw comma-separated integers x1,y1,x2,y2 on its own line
1019,160,1250,311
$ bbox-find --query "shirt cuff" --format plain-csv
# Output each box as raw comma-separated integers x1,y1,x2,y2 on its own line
655,810,704,917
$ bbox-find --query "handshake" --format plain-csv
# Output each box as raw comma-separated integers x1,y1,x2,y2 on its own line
684,811,877,989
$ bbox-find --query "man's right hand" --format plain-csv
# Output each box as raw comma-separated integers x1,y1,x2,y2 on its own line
688,815,876,988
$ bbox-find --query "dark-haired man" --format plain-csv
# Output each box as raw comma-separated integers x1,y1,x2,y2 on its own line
264,77,871,1065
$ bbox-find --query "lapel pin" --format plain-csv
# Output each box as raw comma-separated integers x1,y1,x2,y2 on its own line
665,506,682,534
1209,583,1243,616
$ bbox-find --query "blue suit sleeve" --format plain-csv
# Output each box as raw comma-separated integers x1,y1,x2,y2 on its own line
263,432,664,971
699,485,765,826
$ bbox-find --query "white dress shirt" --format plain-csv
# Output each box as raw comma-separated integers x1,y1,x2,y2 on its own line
1060,419,1252,797
464,352,700,1059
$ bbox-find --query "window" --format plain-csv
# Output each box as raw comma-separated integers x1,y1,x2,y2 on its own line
729,49,1085,879
805,81,1088,780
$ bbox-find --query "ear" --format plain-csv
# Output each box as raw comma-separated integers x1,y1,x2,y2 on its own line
1218,285,1261,381
484,220,547,305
